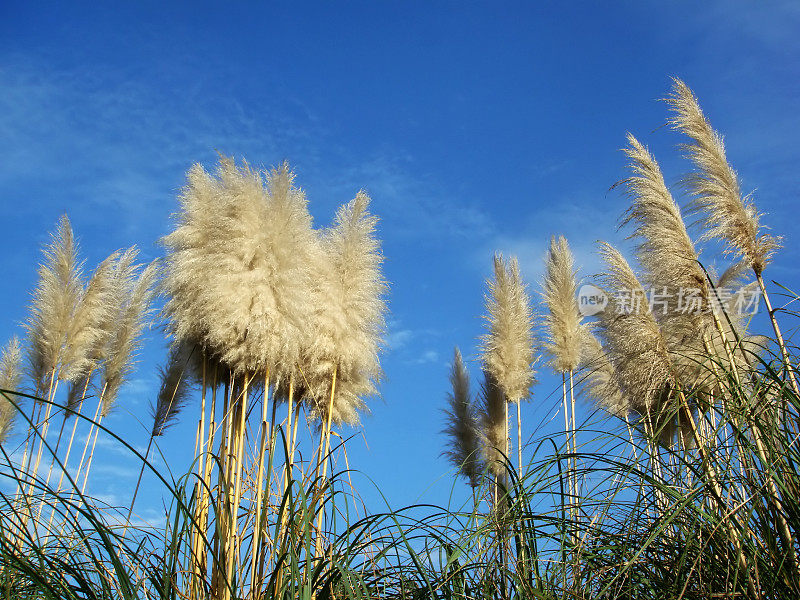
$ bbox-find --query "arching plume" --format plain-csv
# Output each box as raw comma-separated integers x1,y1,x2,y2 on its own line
618,134,711,388
595,242,672,418
151,342,196,437
100,260,159,415
581,330,629,419
667,78,780,275
59,252,120,383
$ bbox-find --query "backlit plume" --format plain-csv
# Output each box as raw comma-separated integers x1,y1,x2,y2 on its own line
667,78,780,275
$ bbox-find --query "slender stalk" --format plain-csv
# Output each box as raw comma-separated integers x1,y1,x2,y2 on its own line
79,412,103,495
24,375,60,500
315,368,338,558
561,373,572,525
73,383,106,495
515,400,522,478
756,273,800,398
227,374,250,592
676,389,756,595
569,369,577,521
249,369,270,598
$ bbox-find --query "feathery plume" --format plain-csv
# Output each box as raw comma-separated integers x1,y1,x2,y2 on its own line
161,158,319,379
0,336,22,392
479,254,536,404
0,337,23,443
619,134,708,299
442,348,483,488
100,260,159,416
581,330,629,419
618,134,713,388
541,236,585,373
479,370,506,477
26,215,84,391
595,242,672,416
59,252,120,383
305,191,388,426
151,343,196,437
667,78,780,275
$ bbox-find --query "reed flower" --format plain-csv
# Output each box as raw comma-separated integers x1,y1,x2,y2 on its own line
542,236,585,374
479,370,506,477
99,259,159,415
581,330,629,419
618,134,712,388
0,336,23,443
59,252,120,383
667,78,780,275
442,347,483,488
26,215,84,392
162,158,319,380
305,191,388,426
479,254,536,404
619,134,708,299
595,242,672,417
151,343,196,437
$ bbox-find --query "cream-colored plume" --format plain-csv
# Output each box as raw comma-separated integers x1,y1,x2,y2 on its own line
442,347,483,488
620,134,708,300
667,78,780,275
595,242,672,416
162,158,319,380
542,236,585,374
580,330,629,419
304,191,388,427
479,254,536,404
0,336,23,443
100,259,159,415
26,215,84,392
59,252,120,383
618,134,712,389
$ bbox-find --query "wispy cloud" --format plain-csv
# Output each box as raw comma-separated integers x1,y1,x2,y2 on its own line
478,190,627,285
409,349,440,365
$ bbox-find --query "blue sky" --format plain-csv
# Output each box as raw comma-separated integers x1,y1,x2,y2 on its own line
1,2,799,525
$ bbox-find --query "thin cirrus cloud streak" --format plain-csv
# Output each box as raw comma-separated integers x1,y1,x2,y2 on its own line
0,56,493,249
477,193,626,285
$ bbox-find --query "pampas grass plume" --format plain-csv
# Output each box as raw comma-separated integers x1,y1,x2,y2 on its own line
479,254,536,403
667,78,780,275
26,215,83,391
620,134,708,297
305,191,388,426
60,251,120,383
151,343,195,437
479,370,506,477
100,259,159,415
542,236,584,373
581,330,628,419
596,242,671,414
162,158,319,380
0,336,23,443
442,347,483,488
